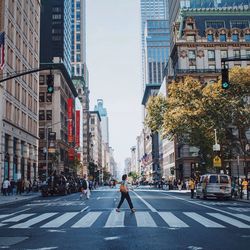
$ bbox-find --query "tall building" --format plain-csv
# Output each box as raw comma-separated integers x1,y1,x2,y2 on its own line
40,0,72,77
94,99,109,145
140,0,168,87
71,0,90,177
0,0,41,184
144,19,170,84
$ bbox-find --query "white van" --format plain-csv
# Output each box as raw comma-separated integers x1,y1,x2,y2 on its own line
196,174,231,199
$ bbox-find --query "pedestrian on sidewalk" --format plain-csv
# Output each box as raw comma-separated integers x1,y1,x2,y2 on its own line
2,178,10,196
116,174,135,213
189,178,195,199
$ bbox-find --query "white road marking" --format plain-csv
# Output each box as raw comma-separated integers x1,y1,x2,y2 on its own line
0,223,6,227
41,212,78,228
105,210,125,228
0,208,31,220
207,213,250,228
104,236,120,241
158,212,189,228
80,206,89,212
3,214,35,223
184,212,224,228
97,197,100,200
71,212,101,228
10,213,57,228
135,212,157,227
132,191,157,212
231,214,250,222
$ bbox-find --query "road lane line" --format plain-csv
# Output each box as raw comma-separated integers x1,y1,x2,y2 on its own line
71,212,101,228
158,212,189,228
162,193,243,217
184,212,224,228
132,191,157,212
207,213,250,228
135,212,157,227
104,210,125,228
10,213,57,228
3,214,35,223
41,212,78,228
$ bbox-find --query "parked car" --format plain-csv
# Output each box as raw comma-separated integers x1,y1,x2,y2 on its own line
40,174,69,197
196,174,231,200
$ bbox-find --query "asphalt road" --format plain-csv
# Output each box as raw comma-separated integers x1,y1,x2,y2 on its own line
0,187,250,250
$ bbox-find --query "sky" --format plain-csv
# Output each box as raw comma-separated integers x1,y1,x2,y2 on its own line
86,0,142,170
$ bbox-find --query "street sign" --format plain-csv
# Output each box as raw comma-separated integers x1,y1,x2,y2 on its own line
213,143,221,151
213,156,222,168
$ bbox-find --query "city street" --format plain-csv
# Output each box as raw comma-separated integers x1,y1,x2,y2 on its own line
0,187,250,250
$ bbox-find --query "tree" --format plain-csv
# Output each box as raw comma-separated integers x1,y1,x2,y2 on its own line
146,67,250,171
128,171,139,183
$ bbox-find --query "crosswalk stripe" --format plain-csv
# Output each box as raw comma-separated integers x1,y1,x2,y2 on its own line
71,212,102,228
207,213,250,229
232,214,250,223
3,214,35,223
41,212,79,228
104,210,125,228
10,213,57,229
158,212,189,228
0,214,12,219
184,212,225,228
135,212,157,227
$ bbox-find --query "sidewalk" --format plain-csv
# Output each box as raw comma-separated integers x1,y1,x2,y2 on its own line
0,192,41,207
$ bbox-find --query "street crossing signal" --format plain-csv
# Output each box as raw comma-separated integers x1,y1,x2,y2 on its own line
221,68,229,90
47,74,54,93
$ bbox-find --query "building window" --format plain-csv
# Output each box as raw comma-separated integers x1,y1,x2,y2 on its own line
39,128,45,139
246,50,250,59
76,34,80,42
231,20,249,29
245,34,250,42
208,50,215,61
207,34,214,42
220,50,228,59
46,110,52,120
39,75,45,85
39,92,45,102
188,50,196,59
219,34,226,42
189,65,196,71
208,65,216,70
91,118,95,124
232,34,239,42
46,93,52,102
186,23,194,29
233,50,241,58
206,21,225,29
39,110,45,120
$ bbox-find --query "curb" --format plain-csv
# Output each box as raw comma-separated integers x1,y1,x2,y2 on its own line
0,193,41,207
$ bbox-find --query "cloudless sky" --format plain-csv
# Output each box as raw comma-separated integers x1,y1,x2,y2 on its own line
86,0,142,170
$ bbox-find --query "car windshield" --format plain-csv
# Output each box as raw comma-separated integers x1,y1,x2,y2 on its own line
220,176,229,184
209,175,218,183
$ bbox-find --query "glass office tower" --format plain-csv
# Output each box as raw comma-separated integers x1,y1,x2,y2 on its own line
140,0,169,87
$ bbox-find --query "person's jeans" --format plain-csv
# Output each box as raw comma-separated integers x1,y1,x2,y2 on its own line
117,192,134,209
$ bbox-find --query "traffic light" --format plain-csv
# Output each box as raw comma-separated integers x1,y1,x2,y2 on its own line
221,68,229,90
47,74,54,93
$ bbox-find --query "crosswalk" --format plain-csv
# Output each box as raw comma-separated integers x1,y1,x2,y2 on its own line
0,210,250,229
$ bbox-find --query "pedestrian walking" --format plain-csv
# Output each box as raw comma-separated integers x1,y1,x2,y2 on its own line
116,174,135,213
189,178,195,199
80,175,90,199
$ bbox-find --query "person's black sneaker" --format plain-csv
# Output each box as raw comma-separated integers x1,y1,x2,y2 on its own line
131,208,136,213
116,208,120,212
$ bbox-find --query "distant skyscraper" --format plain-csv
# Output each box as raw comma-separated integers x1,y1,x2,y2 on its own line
140,0,168,87
40,0,72,77
71,0,88,80
94,99,109,145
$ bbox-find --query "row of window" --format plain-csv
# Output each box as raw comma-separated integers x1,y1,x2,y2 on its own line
187,49,250,60
207,33,250,42
206,20,250,30
39,110,52,121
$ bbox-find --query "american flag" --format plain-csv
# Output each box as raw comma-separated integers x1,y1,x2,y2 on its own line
0,32,5,70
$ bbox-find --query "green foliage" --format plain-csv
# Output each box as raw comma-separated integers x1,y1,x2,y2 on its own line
145,67,250,169
128,171,139,181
